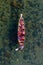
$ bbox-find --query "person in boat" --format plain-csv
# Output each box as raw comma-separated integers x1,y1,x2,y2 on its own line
15,14,25,51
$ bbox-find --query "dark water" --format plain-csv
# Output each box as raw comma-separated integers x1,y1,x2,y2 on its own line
0,0,43,65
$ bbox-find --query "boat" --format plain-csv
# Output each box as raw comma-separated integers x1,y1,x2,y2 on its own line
15,14,25,51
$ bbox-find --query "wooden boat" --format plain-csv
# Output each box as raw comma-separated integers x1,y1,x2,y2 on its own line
15,14,25,51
